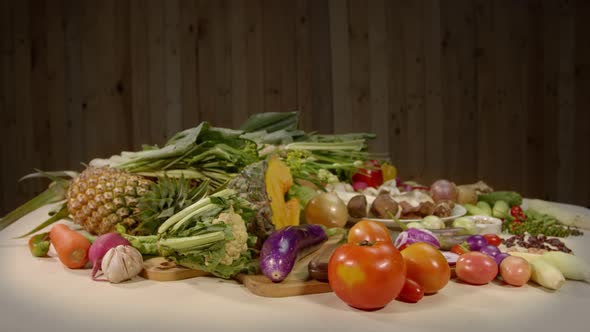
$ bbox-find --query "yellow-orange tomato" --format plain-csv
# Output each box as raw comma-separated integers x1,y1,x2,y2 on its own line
381,163,398,182
347,219,392,244
401,242,450,294
328,241,406,310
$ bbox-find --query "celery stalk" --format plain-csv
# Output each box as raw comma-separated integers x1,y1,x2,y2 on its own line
159,231,225,252
157,189,235,234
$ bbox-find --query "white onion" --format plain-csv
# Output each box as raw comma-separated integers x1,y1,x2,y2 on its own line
430,179,458,202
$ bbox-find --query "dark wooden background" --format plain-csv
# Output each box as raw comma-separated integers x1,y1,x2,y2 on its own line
1,0,589,216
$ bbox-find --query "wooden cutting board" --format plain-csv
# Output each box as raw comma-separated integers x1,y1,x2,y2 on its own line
235,274,331,297
140,235,342,297
140,257,209,281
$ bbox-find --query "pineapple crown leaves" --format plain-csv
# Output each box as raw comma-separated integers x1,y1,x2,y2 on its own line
19,169,79,183
130,177,209,235
1,169,77,234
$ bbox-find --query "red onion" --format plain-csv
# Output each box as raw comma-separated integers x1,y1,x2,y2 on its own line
430,179,458,202
394,228,440,249
88,233,130,280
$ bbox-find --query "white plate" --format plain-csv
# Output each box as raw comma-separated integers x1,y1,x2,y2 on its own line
356,204,467,228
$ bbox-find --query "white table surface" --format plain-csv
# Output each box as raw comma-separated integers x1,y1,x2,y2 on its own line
1,202,590,332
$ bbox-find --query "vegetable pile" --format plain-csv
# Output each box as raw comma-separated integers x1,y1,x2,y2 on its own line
2,111,589,311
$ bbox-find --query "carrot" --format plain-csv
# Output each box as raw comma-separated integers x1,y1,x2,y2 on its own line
49,224,91,269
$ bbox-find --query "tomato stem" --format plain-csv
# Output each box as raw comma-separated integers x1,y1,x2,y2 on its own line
358,240,374,247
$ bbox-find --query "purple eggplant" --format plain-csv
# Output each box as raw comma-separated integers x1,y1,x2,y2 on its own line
260,224,328,282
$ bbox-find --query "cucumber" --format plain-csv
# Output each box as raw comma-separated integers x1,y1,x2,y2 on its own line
464,204,489,216
492,200,510,218
478,191,523,208
476,201,492,216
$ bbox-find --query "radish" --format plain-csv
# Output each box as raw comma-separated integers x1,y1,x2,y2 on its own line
88,233,130,280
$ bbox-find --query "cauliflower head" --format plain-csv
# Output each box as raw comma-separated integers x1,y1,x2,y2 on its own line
213,211,248,266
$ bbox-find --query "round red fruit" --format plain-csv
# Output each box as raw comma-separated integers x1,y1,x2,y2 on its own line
328,241,406,310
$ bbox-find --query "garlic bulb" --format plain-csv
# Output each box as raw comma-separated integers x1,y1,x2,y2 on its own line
101,245,144,283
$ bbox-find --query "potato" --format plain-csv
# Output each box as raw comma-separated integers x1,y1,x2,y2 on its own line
370,193,399,219
347,195,368,218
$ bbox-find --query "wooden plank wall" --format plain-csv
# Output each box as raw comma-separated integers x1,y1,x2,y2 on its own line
0,0,589,215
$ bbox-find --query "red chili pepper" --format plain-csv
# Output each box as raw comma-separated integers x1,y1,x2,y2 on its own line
450,243,470,255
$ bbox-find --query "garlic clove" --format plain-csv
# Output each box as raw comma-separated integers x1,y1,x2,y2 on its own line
122,246,143,278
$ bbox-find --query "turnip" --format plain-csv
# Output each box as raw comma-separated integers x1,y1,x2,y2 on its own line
88,232,130,280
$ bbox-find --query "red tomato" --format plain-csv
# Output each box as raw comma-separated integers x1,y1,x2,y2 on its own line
396,278,424,303
450,243,470,255
348,219,392,244
328,241,406,310
455,252,499,285
483,234,502,247
401,243,451,294
510,206,525,220
499,256,531,287
352,160,384,188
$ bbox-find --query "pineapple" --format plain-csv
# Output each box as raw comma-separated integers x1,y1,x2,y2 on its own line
0,163,206,238
65,166,209,236
66,167,152,235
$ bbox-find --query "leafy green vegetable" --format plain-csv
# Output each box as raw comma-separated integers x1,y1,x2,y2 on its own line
478,191,523,208
129,177,210,236
91,122,260,190
239,112,305,145
123,189,260,279
238,112,381,184
239,112,299,133
287,184,319,216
